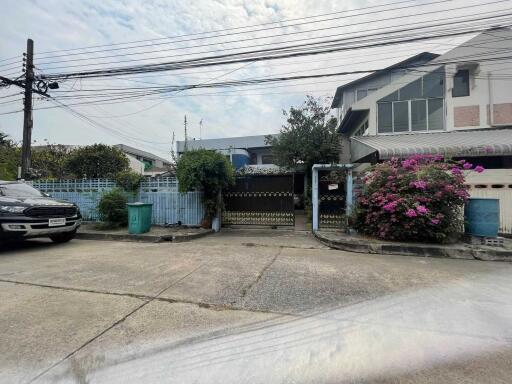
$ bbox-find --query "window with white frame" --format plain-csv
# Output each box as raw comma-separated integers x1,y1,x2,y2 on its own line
377,68,444,134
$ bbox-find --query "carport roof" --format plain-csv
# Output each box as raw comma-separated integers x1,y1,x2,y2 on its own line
351,128,512,161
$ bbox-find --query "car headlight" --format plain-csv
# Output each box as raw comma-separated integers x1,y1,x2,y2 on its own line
0,206,26,214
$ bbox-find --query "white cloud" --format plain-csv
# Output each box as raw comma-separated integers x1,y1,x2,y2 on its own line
0,0,505,158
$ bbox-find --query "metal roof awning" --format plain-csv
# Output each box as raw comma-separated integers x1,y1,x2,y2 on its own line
338,109,369,134
351,128,512,162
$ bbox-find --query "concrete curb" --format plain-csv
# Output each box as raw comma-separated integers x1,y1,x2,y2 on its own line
75,229,214,243
314,231,512,262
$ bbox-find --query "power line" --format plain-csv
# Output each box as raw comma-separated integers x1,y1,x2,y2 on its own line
35,0,463,66
36,3,509,73
48,45,512,95
39,16,512,81
17,52,512,113
0,55,21,64
34,0,435,56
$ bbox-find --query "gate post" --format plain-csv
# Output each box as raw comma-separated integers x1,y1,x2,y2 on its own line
346,169,353,217
312,166,319,232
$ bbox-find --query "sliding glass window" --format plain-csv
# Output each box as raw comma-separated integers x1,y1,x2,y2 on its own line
377,68,445,134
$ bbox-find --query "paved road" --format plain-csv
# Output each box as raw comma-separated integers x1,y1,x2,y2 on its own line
0,230,511,383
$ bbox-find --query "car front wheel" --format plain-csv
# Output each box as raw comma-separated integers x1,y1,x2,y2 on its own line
49,230,76,243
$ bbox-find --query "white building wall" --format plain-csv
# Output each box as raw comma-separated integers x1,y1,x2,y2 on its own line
126,154,145,175
346,28,512,136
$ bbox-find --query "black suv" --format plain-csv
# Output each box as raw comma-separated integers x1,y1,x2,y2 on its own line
0,181,81,243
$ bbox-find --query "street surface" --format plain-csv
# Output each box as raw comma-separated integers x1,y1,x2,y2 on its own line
1,229,511,383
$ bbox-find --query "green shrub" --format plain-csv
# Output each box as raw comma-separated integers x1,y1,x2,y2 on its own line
116,170,144,192
97,188,128,226
176,149,235,219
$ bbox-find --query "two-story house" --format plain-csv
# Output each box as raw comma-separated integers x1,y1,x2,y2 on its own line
331,27,512,233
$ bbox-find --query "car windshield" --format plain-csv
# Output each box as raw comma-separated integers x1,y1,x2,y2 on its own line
0,183,44,198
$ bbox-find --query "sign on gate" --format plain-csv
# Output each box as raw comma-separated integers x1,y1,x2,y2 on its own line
223,175,295,226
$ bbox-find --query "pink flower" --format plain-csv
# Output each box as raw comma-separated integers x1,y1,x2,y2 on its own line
474,165,485,173
411,180,427,189
401,158,417,169
383,201,398,212
463,162,473,169
416,205,429,215
405,209,417,218
430,219,440,225
456,190,469,198
451,167,462,175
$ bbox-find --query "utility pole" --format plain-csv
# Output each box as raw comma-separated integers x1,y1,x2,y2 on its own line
183,115,188,151
199,118,203,141
21,38,34,179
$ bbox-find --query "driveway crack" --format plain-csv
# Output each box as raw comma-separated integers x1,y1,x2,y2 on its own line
238,248,281,302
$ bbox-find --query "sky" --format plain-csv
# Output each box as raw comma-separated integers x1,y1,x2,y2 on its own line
0,0,507,159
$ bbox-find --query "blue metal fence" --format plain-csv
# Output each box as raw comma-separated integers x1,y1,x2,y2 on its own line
30,178,204,225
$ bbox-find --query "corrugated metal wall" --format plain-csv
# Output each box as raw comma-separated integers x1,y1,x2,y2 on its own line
30,178,204,226
139,191,204,225
466,169,512,235
468,188,512,234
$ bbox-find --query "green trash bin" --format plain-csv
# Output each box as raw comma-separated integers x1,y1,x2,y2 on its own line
127,202,153,234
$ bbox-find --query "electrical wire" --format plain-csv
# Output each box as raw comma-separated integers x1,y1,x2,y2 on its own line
35,0,467,66
36,5,511,73
39,15,512,81
34,0,441,56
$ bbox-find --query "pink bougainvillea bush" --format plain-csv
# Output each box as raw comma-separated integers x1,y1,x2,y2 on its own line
353,155,484,243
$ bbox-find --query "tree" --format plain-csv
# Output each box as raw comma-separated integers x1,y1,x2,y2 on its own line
0,132,19,180
176,149,235,222
0,131,13,146
65,144,129,178
31,143,74,179
266,96,340,174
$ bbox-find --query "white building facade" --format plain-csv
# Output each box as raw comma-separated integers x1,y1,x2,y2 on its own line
332,28,512,233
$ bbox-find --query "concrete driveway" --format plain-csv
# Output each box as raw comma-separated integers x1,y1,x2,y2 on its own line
0,229,511,384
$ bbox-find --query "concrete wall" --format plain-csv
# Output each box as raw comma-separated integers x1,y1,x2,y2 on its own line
443,30,512,130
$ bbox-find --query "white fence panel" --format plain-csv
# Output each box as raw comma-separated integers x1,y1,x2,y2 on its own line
30,178,204,226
